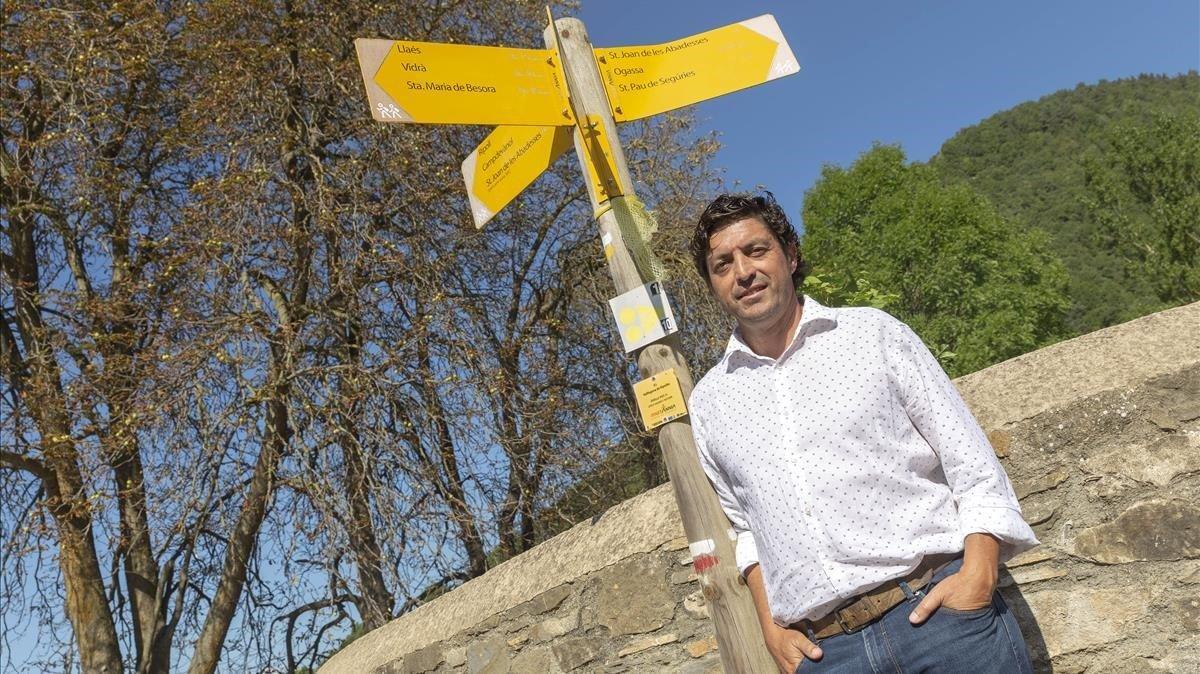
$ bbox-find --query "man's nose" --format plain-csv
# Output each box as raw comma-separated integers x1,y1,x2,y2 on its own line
733,255,755,282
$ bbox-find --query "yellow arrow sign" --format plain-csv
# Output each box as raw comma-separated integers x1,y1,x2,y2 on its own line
361,15,800,226
354,38,574,126
595,14,800,122
461,125,574,229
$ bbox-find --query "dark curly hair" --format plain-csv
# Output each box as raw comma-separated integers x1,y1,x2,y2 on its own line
690,191,809,288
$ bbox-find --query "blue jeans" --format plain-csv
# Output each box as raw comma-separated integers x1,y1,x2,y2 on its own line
795,559,1033,673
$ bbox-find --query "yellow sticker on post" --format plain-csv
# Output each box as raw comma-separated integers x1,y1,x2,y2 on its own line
633,369,688,430
462,125,574,228
595,14,800,122
355,38,573,126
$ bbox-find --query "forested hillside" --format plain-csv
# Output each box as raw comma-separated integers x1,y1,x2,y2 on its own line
551,72,1199,561
932,72,1199,334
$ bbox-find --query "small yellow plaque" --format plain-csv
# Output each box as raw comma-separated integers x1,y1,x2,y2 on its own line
634,369,688,430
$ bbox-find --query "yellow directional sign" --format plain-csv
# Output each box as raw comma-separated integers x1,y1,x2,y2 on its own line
462,125,574,229
358,14,800,226
594,14,800,122
354,38,574,126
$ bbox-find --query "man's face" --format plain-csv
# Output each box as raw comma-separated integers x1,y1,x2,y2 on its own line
705,216,798,330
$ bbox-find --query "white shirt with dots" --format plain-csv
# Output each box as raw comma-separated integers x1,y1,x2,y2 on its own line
690,296,1038,626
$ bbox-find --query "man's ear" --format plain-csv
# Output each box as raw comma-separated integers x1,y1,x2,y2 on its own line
786,243,798,273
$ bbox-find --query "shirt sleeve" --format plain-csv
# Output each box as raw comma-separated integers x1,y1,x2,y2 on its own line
885,317,1039,560
691,409,760,575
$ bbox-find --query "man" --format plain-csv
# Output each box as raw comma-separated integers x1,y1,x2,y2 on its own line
687,193,1038,673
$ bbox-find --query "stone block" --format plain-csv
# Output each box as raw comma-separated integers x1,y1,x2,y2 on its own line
468,614,501,635
1175,594,1200,632
1172,402,1200,422
684,636,718,658
551,637,603,671
527,585,572,615
1074,499,1200,563
671,568,698,585
678,656,723,674
402,643,443,674
682,590,708,620
503,617,531,634
617,632,678,657
987,429,1011,458
662,536,690,551
467,636,509,674
1152,636,1200,672
445,646,467,668
1022,503,1058,526
1015,468,1069,500
530,610,579,643
1023,588,1149,657
1085,434,1200,486
373,657,404,674
1179,561,1200,584
1108,656,1164,674
579,597,598,630
505,584,572,620
1146,409,1180,431
1087,474,1136,499
1007,564,1068,586
596,556,675,635
1004,546,1058,568
511,646,562,674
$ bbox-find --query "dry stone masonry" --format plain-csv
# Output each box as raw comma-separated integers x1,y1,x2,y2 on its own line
322,302,1200,673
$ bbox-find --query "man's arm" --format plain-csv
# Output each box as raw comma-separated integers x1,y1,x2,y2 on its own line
886,318,1038,555
690,405,822,669
745,564,823,674
909,532,1000,624
883,317,1031,623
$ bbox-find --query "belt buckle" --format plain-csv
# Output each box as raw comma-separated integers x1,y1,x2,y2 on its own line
835,607,866,635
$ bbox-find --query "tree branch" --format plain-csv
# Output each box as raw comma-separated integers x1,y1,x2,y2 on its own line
0,449,51,481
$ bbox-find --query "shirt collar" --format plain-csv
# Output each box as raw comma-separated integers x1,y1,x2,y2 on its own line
722,295,839,362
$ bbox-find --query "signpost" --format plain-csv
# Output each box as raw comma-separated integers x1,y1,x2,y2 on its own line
355,13,799,673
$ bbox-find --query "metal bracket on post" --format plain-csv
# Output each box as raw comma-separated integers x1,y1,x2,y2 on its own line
579,113,623,209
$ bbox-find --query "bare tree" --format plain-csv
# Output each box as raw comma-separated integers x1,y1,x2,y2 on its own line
1,2,726,672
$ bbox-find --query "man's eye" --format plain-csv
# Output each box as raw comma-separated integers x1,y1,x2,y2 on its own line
750,247,768,256
712,262,729,274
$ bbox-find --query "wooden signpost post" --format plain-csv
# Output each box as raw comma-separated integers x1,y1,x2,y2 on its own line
355,12,799,673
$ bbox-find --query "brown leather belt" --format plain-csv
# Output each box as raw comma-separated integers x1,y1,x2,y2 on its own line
798,553,960,639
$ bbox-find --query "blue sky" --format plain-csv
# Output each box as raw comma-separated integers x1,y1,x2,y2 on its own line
579,0,1199,226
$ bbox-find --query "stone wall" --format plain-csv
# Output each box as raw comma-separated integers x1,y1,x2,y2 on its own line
320,302,1200,674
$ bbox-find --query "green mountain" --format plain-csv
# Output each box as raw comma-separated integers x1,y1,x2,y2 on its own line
931,72,1200,334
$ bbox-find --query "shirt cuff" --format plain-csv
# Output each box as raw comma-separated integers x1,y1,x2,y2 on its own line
734,530,760,576
958,504,1040,561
